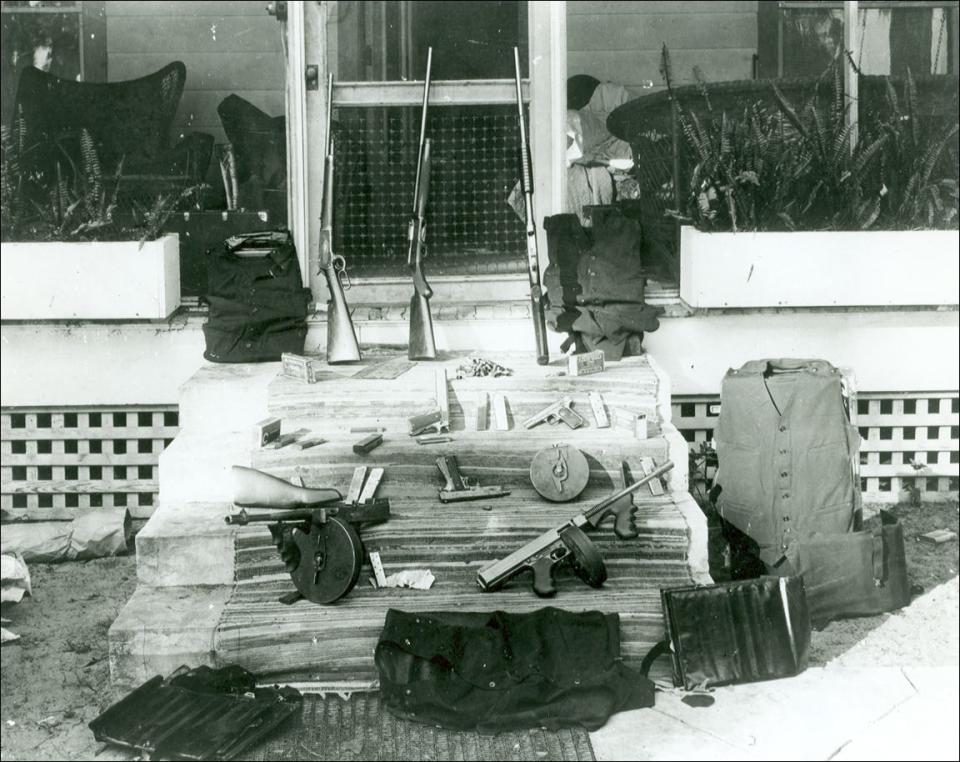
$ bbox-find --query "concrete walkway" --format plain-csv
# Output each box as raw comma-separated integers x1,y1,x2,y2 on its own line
591,578,960,761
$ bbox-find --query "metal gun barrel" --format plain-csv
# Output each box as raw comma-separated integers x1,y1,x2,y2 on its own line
225,508,314,526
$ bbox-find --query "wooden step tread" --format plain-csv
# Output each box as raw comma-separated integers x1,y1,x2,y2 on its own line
265,352,663,429
214,491,698,682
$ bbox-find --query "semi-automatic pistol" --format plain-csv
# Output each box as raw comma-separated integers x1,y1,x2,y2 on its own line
522,396,586,430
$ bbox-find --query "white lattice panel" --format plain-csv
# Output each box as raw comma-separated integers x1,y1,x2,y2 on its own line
1,407,179,514
673,392,959,503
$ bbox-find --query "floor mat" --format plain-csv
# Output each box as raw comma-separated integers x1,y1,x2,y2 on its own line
248,692,597,761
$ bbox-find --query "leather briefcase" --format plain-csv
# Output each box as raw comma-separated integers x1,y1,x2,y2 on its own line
640,576,811,690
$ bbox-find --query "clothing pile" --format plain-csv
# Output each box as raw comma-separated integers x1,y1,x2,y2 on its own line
713,359,911,625
543,210,662,360
202,230,311,363
376,607,654,732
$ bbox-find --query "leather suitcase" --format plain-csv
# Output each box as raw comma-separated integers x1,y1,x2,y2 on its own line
641,576,811,690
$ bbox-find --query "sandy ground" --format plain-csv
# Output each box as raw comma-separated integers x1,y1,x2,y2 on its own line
1,502,957,761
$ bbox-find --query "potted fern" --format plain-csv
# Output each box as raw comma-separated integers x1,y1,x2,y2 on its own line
1,127,201,320
664,65,959,309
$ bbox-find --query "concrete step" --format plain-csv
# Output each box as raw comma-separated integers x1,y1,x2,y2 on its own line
142,429,682,587
177,362,277,435
111,489,709,690
116,347,700,688
135,500,235,587
109,583,233,690
158,430,253,503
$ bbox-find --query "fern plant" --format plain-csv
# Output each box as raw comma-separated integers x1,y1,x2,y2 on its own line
1,126,205,244
666,49,958,233
873,70,959,229
771,62,890,231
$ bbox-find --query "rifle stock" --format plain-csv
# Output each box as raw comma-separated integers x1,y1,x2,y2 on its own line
407,48,437,361
319,73,361,364
514,47,549,365
232,466,342,508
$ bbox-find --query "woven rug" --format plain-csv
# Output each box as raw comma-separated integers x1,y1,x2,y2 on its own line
247,692,597,761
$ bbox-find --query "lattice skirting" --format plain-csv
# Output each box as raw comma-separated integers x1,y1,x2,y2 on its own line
673,392,960,503
1,407,179,515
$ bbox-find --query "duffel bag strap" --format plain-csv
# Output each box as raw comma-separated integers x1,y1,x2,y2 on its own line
639,640,672,678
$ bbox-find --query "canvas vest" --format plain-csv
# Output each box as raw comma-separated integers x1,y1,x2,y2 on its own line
714,359,861,568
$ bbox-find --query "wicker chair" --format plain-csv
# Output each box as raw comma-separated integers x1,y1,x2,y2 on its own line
12,61,212,197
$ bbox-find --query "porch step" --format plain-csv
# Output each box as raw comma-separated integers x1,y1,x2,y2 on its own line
113,350,706,687
144,430,677,587
110,489,708,691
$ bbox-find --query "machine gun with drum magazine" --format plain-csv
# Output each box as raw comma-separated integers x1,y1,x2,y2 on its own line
477,459,674,597
225,466,389,604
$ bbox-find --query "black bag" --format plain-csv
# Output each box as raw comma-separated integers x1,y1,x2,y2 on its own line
375,607,655,732
640,576,811,690
203,230,311,363
783,510,911,625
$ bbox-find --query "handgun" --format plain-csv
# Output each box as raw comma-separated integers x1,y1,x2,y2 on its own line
436,455,510,503
522,396,586,430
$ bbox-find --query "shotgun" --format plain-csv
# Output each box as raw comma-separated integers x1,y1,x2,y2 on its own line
407,48,436,360
513,47,549,365
319,72,362,363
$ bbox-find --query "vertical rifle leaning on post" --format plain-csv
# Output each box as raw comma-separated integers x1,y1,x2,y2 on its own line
513,47,550,365
407,48,437,361
318,72,362,364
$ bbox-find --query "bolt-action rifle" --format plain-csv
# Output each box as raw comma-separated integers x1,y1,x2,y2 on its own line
225,466,389,604
407,48,436,360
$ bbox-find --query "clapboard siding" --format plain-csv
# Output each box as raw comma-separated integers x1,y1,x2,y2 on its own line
569,12,756,51
106,15,282,53
567,0,758,91
107,51,283,90
104,1,284,143
569,48,756,91
174,88,286,136
567,1,758,15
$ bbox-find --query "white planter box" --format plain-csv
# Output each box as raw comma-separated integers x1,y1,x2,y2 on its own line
1,234,180,320
680,226,960,309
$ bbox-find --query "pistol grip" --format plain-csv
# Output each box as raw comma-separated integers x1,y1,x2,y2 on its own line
436,456,457,492
611,499,639,540
530,555,558,598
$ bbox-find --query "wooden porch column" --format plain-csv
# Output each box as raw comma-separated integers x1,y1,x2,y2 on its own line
529,0,567,270
843,0,859,154
284,1,313,288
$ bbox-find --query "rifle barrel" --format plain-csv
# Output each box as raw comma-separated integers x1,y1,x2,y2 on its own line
412,47,433,213
324,72,334,158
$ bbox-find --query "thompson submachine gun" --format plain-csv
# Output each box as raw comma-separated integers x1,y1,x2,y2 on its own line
513,46,550,365
477,459,674,597
319,72,361,363
407,47,436,361
226,466,390,604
